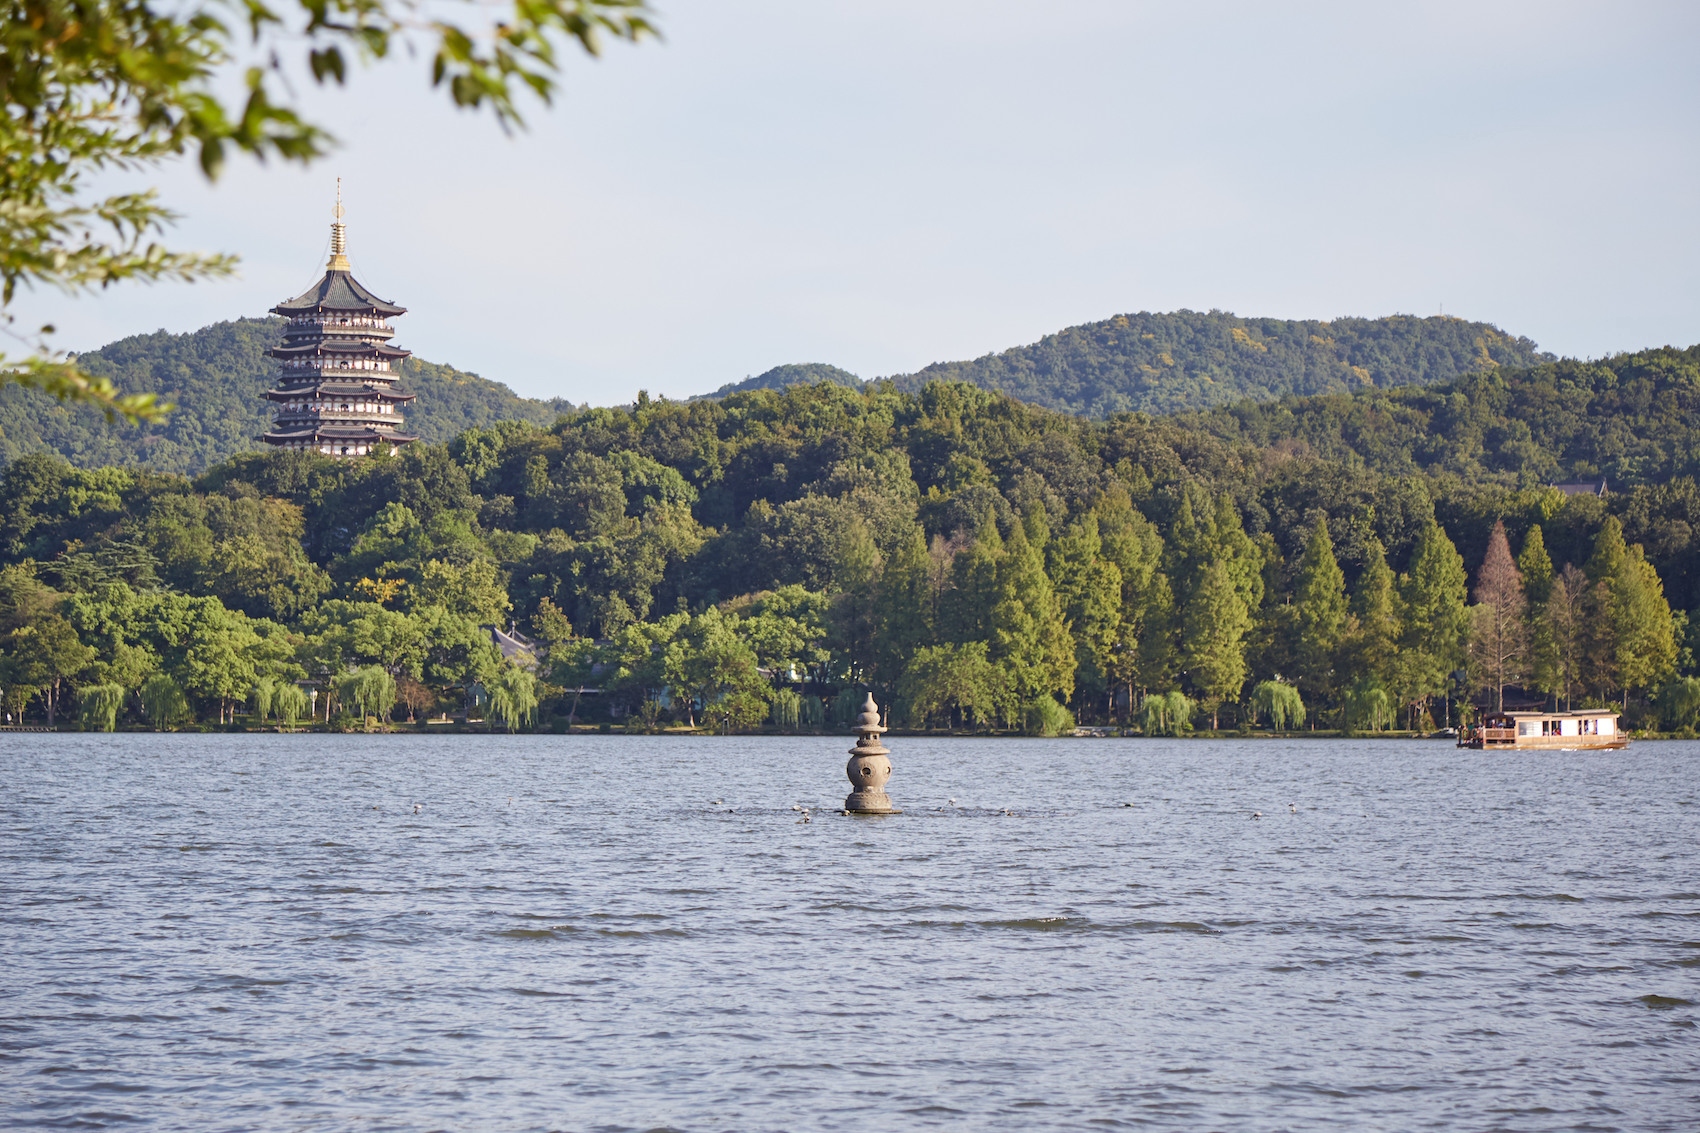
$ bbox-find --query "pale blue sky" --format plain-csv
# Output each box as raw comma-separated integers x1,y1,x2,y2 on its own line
20,1,1700,403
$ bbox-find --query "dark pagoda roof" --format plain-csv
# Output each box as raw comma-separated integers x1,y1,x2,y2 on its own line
263,383,416,402
261,425,419,444
271,340,411,360
272,269,406,318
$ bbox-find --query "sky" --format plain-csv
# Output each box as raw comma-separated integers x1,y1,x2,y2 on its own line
17,1,1700,404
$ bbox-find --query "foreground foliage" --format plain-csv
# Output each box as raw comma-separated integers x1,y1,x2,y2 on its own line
1,0,652,413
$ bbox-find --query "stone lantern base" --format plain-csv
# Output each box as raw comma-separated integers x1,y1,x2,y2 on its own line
844,744,900,814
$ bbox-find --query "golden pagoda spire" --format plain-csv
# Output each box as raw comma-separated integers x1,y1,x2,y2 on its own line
327,178,351,272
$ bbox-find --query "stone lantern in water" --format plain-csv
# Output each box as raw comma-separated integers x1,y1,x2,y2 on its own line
844,693,900,814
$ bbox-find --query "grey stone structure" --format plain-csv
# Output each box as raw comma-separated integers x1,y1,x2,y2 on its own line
844,693,899,814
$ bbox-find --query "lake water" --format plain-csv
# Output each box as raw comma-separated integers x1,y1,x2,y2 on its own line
1,734,1696,1131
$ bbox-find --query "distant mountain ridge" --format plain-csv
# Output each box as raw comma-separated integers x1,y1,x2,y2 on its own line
0,318,575,475
885,310,1549,417
2,309,1547,474
700,363,864,399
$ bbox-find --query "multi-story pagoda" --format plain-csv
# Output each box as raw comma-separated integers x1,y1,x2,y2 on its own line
260,188,417,457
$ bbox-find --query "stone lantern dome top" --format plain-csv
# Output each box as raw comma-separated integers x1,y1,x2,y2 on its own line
853,693,887,735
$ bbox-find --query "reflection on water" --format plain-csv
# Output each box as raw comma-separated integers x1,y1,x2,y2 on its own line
2,734,1696,1130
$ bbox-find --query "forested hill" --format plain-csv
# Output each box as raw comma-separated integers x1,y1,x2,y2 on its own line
700,363,864,399
889,311,1548,417
2,310,1549,474
0,319,575,475
1183,344,1700,490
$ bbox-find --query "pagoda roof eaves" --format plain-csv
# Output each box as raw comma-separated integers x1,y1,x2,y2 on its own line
271,269,406,316
263,385,416,402
270,341,411,359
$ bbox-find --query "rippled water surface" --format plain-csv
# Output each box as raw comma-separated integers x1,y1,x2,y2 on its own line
2,734,1697,1131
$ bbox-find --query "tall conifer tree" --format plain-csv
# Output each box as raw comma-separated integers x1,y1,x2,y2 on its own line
1586,518,1678,704
1293,515,1347,703
1096,489,1166,715
872,526,934,688
1345,536,1400,689
990,521,1077,707
827,516,883,683
1518,525,1555,605
1181,558,1251,728
1396,521,1469,727
1048,513,1124,716
1468,519,1526,712
1534,564,1587,709
940,512,1003,645
1137,572,1179,696
1167,487,1262,727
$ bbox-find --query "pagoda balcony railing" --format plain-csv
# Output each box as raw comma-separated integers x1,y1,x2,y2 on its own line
275,408,401,421
277,361,395,375
288,316,393,333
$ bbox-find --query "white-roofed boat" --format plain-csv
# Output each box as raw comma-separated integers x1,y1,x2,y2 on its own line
1460,710,1626,750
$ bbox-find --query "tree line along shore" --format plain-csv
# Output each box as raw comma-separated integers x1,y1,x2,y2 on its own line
2,355,1697,736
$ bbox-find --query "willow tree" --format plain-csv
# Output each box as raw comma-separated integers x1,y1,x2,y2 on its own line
338,665,396,724
140,672,190,729
488,665,539,733
1657,677,1700,732
250,677,277,723
78,682,126,731
1343,679,1393,733
1250,679,1305,732
1141,690,1195,737
273,683,310,727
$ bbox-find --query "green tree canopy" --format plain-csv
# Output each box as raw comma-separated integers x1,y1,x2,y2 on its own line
1293,514,1347,701
989,521,1076,705
1395,521,1468,724
1344,536,1400,689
